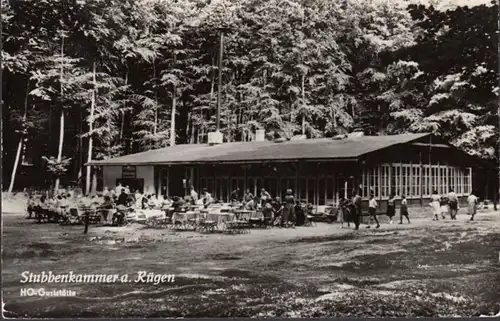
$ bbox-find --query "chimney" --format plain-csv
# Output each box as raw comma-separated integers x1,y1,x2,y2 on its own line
255,129,265,142
207,131,223,145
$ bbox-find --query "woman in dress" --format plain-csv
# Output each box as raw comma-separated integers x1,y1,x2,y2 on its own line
386,194,396,224
430,190,441,221
467,191,478,221
337,197,346,228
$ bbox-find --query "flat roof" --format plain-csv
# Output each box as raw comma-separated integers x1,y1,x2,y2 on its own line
89,133,432,166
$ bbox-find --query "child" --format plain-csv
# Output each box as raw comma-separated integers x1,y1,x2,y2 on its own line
367,195,380,228
399,195,410,224
440,196,449,220
467,191,478,221
387,194,396,224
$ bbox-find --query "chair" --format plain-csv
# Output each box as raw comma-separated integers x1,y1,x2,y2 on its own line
224,219,250,234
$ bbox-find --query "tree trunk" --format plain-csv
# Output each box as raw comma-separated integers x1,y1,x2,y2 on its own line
170,54,177,146
54,34,65,195
153,62,158,138
54,110,64,194
85,62,97,196
121,69,128,141
301,74,306,135
8,80,30,194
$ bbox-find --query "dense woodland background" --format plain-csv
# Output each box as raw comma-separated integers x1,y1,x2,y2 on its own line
1,0,498,191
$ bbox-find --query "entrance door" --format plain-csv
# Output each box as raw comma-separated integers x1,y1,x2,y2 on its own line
168,166,186,197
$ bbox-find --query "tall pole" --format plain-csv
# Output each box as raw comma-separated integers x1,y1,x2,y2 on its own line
216,31,224,132
497,0,500,210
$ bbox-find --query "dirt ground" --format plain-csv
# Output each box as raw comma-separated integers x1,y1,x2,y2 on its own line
2,208,500,318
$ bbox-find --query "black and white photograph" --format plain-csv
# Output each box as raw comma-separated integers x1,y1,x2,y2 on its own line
1,0,499,317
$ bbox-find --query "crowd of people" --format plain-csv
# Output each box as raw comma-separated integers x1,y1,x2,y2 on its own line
26,181,480,229
337,188,479,230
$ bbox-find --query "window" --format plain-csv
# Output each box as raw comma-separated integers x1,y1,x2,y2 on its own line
412,166,420,196
381,165,390,197
371,168,379,197
463,168,471,194
392,166,400,196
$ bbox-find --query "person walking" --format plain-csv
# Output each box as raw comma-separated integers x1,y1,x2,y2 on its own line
430,190,441,221
352,190,362,230
399,195,410,224
366,194,380,228
387,194,396,224
467,191,478,221
440,195,449,220
447,188,459,220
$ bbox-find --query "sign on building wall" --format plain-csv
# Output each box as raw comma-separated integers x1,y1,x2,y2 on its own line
122,165,137,179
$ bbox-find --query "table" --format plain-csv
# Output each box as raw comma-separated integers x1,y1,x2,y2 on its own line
171,211,199,230
203,212,235,225
129,209,164,224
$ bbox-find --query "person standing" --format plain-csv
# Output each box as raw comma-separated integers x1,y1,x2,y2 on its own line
352,191,362,230
447,188,459,220
282,189,296,227
115,182,123,196
244,189,255,210
190,186,198,205
230,187,240,202
271,197,283,225
116,188,129,207
387,194,396,224
338,197,347,228
366,194,380,228
202,188,212,208
440,196,449,220
467,191,478,221
399,195,410,224
260,188,272,207
430,190,441,221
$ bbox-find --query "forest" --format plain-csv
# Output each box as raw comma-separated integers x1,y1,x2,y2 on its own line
1,0,498,192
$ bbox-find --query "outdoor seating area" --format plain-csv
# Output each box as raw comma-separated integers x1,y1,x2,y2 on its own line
25,189,329,235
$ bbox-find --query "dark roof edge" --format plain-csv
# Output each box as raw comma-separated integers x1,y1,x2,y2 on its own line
356,133,432,158
87,157,359,167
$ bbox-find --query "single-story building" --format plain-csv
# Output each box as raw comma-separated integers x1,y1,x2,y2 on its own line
89,132,494,211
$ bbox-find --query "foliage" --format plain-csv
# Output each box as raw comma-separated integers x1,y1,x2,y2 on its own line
2,0,498,188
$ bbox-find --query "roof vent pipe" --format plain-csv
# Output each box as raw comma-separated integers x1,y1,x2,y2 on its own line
255,129,265,142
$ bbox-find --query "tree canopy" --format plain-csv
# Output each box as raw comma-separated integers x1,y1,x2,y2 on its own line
2,0,498,190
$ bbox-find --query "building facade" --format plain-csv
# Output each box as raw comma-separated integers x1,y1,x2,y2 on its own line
92,133,487,211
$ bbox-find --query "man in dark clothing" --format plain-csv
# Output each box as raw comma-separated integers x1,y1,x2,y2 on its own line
230,188,240,202
271,197,283,225
282,189,296,226
116,188,129,206
352,191,362,230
